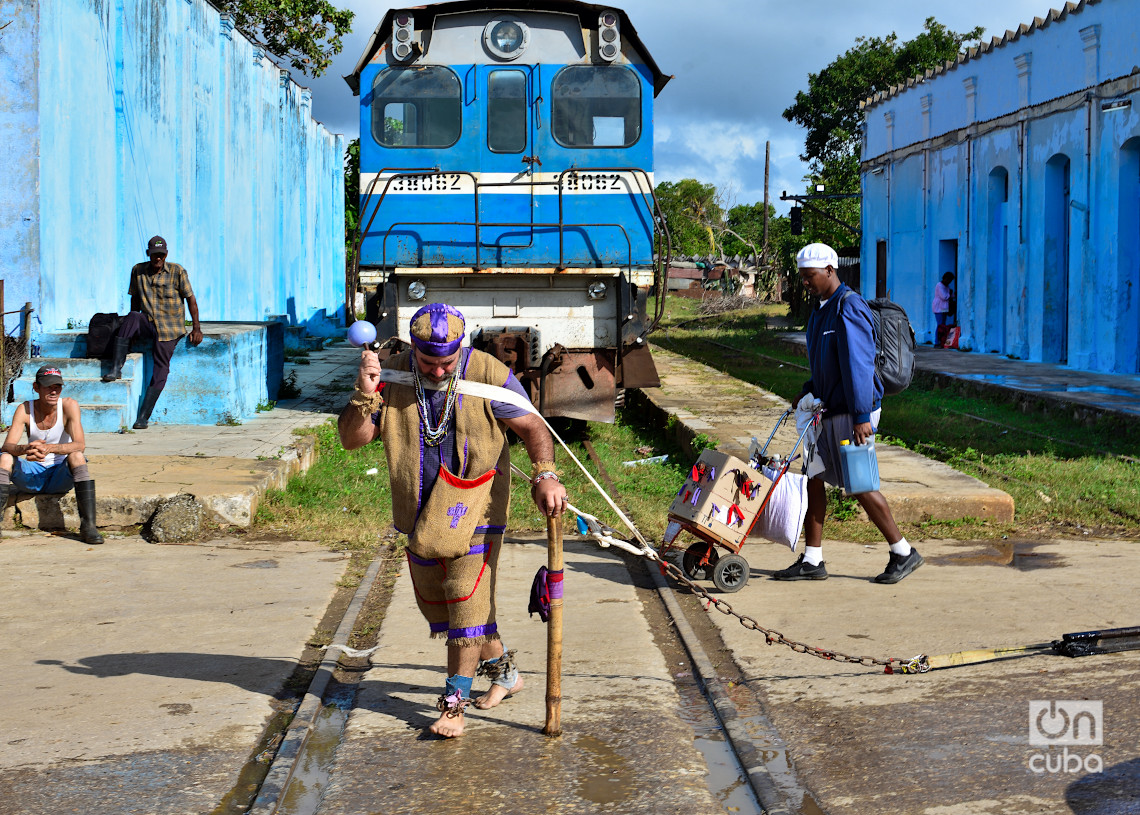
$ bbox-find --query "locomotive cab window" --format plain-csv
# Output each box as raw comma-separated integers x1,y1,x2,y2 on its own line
552,66,641,148
371,67,461,148
488,70,527,153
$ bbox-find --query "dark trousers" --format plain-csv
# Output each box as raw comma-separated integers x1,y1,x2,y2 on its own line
118,311,180,391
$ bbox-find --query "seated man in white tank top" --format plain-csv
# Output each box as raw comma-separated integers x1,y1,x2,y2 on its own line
0,365,104,544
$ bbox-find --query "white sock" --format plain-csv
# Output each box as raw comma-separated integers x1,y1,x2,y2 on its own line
889,538,912,556
803,546,824,566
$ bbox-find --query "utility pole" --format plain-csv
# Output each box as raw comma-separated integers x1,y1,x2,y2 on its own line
762,141,770,264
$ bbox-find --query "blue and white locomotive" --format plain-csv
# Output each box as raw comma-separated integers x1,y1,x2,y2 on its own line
346,0,671,422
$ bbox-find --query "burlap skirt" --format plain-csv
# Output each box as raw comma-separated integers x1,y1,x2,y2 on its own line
406,533,503,647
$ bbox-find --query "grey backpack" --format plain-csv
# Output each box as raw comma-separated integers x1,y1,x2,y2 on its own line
841,291,916,396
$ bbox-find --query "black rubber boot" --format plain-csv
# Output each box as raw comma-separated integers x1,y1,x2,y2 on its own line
74,480,104,545
0,481,10,518
133,384,163,430
102,336,131,382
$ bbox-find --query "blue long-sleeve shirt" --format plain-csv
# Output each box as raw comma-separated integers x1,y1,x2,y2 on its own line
802,283,883,424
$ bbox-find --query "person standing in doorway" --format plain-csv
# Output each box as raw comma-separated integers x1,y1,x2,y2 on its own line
933,272,954,347
102,236,203,428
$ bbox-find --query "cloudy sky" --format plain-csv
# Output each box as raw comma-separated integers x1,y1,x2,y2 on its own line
300,0,1056,213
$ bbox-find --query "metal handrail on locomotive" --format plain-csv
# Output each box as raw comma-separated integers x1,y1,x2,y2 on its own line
346,1,673,423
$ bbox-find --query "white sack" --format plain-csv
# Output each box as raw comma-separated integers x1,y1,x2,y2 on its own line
752,466,808,552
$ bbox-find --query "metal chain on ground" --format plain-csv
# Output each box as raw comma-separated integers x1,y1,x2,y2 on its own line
654,553,927,674
564,500,928,675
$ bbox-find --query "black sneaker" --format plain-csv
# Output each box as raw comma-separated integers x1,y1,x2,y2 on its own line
772,552,828,580
874,549,924,584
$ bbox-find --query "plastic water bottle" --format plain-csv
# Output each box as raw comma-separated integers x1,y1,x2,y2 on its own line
839,439,880,495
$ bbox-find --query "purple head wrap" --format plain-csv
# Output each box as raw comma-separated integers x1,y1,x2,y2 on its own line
409,303,465,357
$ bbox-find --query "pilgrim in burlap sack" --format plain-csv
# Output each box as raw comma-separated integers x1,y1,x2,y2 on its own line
408,466,498,559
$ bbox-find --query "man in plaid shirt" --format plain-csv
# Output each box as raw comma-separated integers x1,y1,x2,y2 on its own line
103,236,203,429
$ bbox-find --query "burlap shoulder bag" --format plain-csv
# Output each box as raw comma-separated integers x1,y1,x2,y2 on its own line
408,465,498,559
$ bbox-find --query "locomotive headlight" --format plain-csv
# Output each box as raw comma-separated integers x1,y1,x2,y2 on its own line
407,281,427,301
587,281,608,300
484,19,529,60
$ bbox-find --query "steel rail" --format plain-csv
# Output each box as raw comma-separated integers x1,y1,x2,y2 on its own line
578,440,797,815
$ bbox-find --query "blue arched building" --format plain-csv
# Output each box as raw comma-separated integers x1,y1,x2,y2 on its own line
860,0,1140,374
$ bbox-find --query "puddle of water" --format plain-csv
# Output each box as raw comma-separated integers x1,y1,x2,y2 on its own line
232,559,280,569
953,374,1140,400
572,734,633,805
926,540,1066,571
275,684,355,815
672,674,764,815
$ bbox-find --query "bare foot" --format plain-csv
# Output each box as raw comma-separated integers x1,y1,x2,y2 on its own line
474,675,524,710
428,709,465,738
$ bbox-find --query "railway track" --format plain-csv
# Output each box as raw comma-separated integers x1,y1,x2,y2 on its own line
230,450,816,815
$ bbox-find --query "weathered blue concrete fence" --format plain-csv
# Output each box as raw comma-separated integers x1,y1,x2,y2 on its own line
0,0,346,342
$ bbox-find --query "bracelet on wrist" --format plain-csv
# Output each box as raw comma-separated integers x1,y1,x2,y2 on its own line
532,471,560,485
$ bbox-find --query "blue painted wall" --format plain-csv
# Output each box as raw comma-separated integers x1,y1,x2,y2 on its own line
0,0,345,343
860,0,1140,375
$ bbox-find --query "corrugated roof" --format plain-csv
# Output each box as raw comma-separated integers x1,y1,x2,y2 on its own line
860,0,1100,112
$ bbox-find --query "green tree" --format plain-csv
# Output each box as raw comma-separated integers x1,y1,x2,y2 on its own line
655,179,722,258
209,0,354,77
782,18,984,251
344,138,360,252
783,17,984,172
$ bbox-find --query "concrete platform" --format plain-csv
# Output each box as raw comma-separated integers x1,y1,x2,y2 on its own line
1,343,362,532
0,533,348,812
638,346,1015,523
696,534,1140,814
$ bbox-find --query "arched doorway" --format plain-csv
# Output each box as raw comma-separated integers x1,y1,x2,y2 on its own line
1043,154,1071,364
1119,138,1140,373
987,167,1009,353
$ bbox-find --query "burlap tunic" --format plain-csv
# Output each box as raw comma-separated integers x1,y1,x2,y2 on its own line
378,349,517,646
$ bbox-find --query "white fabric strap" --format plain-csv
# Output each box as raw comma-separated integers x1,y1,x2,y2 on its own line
376,368,648,546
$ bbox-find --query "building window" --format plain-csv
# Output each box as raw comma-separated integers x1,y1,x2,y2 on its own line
488,70,527,153
552,65,641,148
371,67,462,148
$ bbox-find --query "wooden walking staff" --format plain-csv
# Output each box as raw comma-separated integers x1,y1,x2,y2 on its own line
543,514,564,737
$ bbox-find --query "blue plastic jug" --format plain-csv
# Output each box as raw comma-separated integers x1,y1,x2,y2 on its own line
839,440,880,495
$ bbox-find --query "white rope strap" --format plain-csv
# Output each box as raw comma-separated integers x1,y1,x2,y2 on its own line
377,368,649,547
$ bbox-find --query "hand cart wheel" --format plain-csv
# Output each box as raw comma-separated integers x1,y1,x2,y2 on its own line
712,553,750,593
682,542,719,580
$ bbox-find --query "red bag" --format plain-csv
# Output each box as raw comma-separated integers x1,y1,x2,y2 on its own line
943,326,961,349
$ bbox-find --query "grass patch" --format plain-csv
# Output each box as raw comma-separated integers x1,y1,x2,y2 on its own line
654,293,1140,538
255,420,393,557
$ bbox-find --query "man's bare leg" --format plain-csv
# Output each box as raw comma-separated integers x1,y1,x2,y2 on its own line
474,639,523,709
428,644,479,738
855,490,902,543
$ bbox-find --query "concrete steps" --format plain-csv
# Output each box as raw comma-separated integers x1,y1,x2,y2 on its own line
4,322,285,431
4,350,144,432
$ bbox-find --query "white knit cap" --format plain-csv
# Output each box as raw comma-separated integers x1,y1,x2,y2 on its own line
796,243,839,269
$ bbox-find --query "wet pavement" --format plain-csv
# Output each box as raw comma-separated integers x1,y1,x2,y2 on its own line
1,337,1138,813
314,537,730,815
696,535,1140,814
